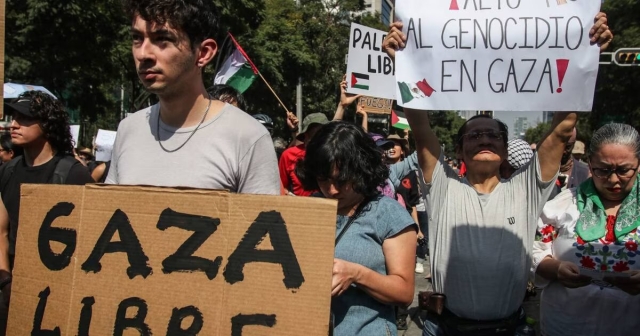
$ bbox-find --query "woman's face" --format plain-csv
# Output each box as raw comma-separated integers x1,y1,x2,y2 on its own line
317,168,361,212
386,141,404,161
0,147,13,163
589,143,639,202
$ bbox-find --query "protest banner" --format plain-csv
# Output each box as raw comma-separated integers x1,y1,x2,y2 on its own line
95,129,117,162
395,0,601,112
8,184,337,335
358,96,394,114
346,23,396,100
70,125,80,148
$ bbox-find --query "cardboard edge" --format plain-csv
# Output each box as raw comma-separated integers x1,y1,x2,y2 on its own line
85,183,231,195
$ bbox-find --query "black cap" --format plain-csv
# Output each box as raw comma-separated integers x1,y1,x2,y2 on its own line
5,98,35,118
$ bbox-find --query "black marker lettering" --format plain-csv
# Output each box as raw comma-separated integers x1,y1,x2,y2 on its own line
536,58,553,93
441,60,458,92
406,18,419,48
157,208,223,280
507,0,521,9
442,19,456,49
535,18,550,49
519,59,537,93
473,19,488,49
352,28,362,49
77,297,95,336
81,209,152,279
458,19,472,49
488,58,504,93
519,17,533,49
461,60,477,92
113,297,152,336
373,32,381,51
167,306,204,336
549,16,563,48
488,18,504,50
504,59,520,92
31,287,61,336
566,16,583,50
464,0,479,10
418,18,432,48
504,18,517,49
38,202,76,271
224,211,304,290
231,314,276,336
362,31,372,50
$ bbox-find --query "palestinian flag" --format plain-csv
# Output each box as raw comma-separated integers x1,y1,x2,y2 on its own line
398,79,436,103
214,33,259,93
392,107,410,130
351,72,370,90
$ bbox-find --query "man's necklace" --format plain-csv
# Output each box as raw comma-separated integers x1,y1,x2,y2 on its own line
157,96,212,153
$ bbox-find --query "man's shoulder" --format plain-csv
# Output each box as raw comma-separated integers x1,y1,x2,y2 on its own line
216,104,270,139
118,105,155,131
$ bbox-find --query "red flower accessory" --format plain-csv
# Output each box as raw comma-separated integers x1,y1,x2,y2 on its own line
625,240,638,252
402,178,411,190
605,215,616,243
580,256,596,269
613,261,630,272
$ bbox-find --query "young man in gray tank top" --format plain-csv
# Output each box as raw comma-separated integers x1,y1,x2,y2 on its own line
106,0,279,195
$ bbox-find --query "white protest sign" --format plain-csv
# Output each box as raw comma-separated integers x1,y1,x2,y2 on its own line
95,129,117,162
70,125,80,148
346,23,396,100
395,0,601,112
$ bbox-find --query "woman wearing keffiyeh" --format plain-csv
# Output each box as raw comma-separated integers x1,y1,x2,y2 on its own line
532,123,640,336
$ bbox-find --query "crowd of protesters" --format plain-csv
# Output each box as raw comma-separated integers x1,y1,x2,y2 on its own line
0,1,636,336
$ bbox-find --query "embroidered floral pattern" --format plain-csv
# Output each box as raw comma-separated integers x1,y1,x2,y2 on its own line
573,230,638,273
536,224,556,243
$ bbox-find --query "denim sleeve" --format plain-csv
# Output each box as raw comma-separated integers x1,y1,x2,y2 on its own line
389,152,419,189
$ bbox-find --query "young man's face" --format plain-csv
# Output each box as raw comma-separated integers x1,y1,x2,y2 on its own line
131,16,198,96
10,112,44,147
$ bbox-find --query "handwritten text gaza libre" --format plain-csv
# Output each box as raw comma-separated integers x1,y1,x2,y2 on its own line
32,203,304,336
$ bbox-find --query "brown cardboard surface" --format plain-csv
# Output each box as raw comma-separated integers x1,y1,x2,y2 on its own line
358,96,393,115
1,0,6,119
8,185,337,335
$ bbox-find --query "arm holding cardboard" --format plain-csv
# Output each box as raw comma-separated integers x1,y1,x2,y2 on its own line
0,201,12,305
356,102,368,132
331,227,416,306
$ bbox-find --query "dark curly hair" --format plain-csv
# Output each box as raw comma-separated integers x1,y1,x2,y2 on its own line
295,121,388,198
124,0,219,48
18,91,75,155
208,84,247,111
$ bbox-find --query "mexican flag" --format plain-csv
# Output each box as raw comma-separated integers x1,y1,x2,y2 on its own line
214,33,259,94
392,108,410,130
398,79,436,104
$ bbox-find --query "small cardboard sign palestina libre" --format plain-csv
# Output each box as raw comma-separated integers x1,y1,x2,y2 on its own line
8,185,337,336
346,23,396,100
395,0,601,112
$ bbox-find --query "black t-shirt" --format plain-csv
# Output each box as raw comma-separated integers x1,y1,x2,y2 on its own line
1,156,93,255
395,170,421,213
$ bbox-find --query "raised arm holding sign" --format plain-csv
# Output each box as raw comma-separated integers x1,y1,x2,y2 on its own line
382,6,613,331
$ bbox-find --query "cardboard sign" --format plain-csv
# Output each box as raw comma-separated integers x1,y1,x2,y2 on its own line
8,185,337,335
70,125,80,148
0,1,6,120
358,96,393,114
346,23,396,100
95,129,117,162
395,0,601,112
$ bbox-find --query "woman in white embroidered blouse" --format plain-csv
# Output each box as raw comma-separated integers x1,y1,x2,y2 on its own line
533,123,640,336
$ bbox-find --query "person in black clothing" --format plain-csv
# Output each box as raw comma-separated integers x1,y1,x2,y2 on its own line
0,91,93,334
0,134,22,164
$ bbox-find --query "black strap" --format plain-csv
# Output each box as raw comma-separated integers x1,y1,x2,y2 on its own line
335,197,371,246
51,155,77,184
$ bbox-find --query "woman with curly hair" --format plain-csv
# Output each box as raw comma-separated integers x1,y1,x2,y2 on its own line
0,91,92,329
296,121,417,336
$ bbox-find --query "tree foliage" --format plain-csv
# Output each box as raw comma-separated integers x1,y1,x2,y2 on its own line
524,122,551,145
429,111,466,158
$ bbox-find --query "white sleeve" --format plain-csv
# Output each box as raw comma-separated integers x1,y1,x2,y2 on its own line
531,189,575,287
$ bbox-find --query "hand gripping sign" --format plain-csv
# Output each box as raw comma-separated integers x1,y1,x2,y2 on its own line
395,0,601,112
